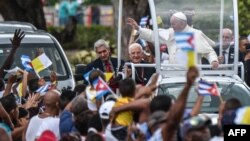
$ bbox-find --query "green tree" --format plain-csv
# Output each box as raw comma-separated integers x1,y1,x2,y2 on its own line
111,0,149,59
239,0,250,36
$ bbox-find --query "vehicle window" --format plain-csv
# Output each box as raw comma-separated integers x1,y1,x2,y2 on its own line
158,82,250,113
0,43,69,80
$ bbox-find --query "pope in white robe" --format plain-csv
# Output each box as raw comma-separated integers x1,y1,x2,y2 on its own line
127,12,219,69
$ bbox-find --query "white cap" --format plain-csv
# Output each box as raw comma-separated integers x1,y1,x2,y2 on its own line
173,12,187,21
99,100,115,119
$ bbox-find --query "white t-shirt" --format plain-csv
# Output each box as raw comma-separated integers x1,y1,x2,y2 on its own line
148,128,163,141
36,117,60,140
25,115,53,141
105,124,118,141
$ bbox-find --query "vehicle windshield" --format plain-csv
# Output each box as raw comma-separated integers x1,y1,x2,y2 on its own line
158,82,250,113
0,43,69,80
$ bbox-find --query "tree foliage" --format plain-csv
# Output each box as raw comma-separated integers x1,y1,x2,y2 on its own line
239,0,250,36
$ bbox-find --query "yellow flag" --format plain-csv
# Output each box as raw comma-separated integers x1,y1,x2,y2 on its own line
104,72,114,82
31,53,52,73
187,51,195,68
157,16,163,25
17,83,23,97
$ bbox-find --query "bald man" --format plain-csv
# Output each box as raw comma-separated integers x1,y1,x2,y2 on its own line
127,12,219,69
127,43,156,85
26,90,60,141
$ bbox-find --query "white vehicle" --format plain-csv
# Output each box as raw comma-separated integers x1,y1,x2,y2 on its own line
0,28,75,90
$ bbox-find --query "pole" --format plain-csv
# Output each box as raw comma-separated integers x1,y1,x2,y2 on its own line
219,0,224,56
148,0,160,73
117,0,123,72
233,0,239,75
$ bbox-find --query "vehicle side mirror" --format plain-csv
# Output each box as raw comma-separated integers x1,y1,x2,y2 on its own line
74,64,87,82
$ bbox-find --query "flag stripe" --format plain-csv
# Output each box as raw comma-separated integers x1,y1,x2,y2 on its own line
21,55,33,71
36,84,50,93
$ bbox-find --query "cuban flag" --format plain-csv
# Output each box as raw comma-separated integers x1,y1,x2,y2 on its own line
92,77,114,100
35,84,50,95
197,79,220,96
140,16,148,27
175,32,195,51
21,55,33,72
175,32,196,67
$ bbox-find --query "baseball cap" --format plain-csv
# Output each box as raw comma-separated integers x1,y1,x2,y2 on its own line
147,111,167,129
99,100,115,119
36,130,56,141
181,115,211,138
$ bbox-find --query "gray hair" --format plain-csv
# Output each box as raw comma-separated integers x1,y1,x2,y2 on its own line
128,43,143,54
71,95,88,116
94,39,109,51
223,28,233,36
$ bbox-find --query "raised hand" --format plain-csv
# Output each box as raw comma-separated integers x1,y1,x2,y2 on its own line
50,71,57,84
148,73,159,91
211,61,219,69
127,18,139,30
186,66,199,86
7,74,17,84
24,94,40,109
10,29,25,49
218,56,224,64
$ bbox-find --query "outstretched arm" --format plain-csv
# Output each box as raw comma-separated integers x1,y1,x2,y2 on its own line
190,95,204,116
162,67,199,140
0,29,25,78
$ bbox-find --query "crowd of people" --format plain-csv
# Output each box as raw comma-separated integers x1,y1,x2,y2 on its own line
1,10,250,141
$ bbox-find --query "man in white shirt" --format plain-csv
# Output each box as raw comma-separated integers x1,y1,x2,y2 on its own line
25,90,60,141
127,12,219,69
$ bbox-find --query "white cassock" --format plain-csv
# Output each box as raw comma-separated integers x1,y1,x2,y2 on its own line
138,25,218,64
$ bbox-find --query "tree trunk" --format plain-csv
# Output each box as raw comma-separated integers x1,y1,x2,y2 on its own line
111,0,149,60
0,0,47,30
